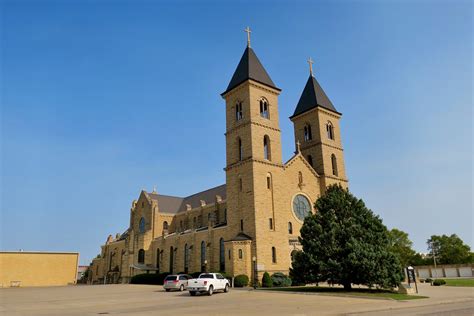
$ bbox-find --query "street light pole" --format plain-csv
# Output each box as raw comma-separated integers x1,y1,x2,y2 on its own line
252,256,257,289
430,241,438,278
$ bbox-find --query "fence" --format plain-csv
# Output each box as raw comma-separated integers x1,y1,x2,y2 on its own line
414,263,473,279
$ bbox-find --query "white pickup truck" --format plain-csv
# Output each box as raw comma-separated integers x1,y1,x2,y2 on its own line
186,273,230,296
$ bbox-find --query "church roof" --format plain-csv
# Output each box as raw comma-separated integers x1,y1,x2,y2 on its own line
222,47,280,96
147,184,226,214
228,232,253,241
291,75,339,118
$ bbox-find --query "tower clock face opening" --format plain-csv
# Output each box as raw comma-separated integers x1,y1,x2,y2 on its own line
292,194,311,221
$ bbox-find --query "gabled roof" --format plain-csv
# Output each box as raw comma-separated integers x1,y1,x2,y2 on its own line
291,75,339,118
222,47,279,96
147,193,184,214
228,232,253,241
147,184,226,214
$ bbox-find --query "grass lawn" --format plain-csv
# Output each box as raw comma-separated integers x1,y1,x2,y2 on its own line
258,286,428,301
442,278,474,287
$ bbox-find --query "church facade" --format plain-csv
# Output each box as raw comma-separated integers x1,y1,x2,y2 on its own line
89,35,348,284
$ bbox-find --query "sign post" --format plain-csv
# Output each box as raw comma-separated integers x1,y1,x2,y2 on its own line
406,266,418,293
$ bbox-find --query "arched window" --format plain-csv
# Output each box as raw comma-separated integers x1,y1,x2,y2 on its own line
288,222,293,234
179,220,183,232
260,99,269,118
331,154,338,176
219,238,225,272
139,217,145,233
238,249,243,259
169,247,174,273
239,177,243,192
138,249,145,264
298,171,303,185
272,247,277,263
156,249,160,269
200,241,206,272
235,101,243,121
184,244,189,273
263,135,271,160
163,221,168,231
307,155,313,167
267,175,271,189
193,217,197,228
304,124,312,142
223,209,227,223
291,250,298,263
237,137,243,161
327,122,334,140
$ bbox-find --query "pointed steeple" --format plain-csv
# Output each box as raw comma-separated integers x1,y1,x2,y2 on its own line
291,70,339,118
222,47,279,96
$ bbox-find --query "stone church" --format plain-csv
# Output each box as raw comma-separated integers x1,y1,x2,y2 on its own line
90,32,348,284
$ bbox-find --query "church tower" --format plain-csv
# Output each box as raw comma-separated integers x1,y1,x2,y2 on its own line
290,59,348,190
221,28,283,275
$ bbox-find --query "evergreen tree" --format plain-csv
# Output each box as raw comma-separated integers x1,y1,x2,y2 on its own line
262,272,273,287
296,185,403,290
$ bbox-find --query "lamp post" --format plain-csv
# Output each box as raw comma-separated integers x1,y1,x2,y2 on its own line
204,260,208,273
430,241,439,278
252,256,257,289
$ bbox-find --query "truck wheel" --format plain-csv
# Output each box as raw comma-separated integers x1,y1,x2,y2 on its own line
190,291,196,296
224,284,229,293
208,285,214,296
179,285,184,291
165,289,170,292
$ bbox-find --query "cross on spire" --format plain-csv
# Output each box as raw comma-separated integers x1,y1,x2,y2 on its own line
244,26,251,48
308,57,314,76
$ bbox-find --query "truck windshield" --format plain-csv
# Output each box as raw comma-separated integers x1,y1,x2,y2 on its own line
199,274,213,279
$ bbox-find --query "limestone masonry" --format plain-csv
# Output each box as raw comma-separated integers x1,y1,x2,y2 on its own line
90,38,348,284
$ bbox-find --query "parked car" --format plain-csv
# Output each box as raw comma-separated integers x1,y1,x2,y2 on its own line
163,274,192,292
187,273,230,296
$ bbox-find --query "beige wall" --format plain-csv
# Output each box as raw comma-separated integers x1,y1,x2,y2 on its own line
0,252,79,287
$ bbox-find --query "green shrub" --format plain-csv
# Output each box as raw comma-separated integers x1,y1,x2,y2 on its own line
234,274,249,287
424,278,433,283
130,272,170,285
433,279,446,286
219,272,232,281
271,272,292,287
262,272,273,288
190,272,202,278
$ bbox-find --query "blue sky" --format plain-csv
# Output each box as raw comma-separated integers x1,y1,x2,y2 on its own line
1,0,472,265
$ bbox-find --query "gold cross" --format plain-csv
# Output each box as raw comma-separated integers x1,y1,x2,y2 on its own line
308,57,314,76
244,26,251,48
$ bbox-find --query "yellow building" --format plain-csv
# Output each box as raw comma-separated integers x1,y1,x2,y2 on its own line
0,251,79,287
90,32,348,284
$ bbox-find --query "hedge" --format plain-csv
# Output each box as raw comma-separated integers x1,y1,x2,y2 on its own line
262,272,273,287
271,272,292,287
130,272,170,285
433,279,446,286
234,274,249,287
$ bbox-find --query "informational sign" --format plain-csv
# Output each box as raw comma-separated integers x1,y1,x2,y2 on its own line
257,264,265,271
406,267,418,293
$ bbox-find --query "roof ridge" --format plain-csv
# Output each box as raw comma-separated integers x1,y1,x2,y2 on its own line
183,184,226,199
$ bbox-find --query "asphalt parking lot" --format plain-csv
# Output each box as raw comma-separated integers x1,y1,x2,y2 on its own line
0,283,472,315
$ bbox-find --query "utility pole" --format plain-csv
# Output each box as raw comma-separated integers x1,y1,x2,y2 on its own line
430,241,439,278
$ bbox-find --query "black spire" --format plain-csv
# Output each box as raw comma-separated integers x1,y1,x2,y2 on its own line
222,47,279,96
291,74,339,118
